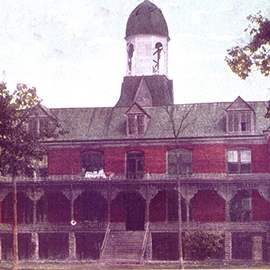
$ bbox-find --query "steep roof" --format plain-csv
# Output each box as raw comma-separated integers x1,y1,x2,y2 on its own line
50,100,270,141
115,76,173,107
125,0,169,39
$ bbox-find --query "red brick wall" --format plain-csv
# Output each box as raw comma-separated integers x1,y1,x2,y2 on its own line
193,145,226,173
104,146,167,174
49,149,81,175
252,190,270,221
194,190,225,222
252,145,269,173
48,143,270,175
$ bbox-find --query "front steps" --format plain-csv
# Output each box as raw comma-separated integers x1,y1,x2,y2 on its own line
100,230,145,263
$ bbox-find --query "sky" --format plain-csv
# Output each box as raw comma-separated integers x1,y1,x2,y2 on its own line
1,0,270,108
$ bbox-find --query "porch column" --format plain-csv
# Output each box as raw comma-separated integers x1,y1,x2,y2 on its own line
139,185,158,227
62,188,82,222
252,236,263,261
26,189,44,224
225,201,230,222
31,232,39,260
69,232,76,260
217,186,237,222
101,187,121,224
186,199,190,223
224,231,232,261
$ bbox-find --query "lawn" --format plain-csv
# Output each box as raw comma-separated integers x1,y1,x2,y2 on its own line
0,261,270,270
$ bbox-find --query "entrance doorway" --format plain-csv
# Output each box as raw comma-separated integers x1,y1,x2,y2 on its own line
125,193,145,231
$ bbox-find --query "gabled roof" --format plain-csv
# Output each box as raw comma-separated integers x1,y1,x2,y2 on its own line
134,77,152,107
26,104,58,120
125,102,150,118
226,96,255,112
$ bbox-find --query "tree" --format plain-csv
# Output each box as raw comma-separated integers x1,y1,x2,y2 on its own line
0,82,61,269
0,82,45,177
225,12,270,80
163,104,196,269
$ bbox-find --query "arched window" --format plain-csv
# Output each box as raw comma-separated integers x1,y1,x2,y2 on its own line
167,149,193,177
126,151,144,180
153,42,163,74
127,43,134,73
227,148,251,174
80,151,104,176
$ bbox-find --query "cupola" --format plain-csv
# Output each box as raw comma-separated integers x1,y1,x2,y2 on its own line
125,0,169,77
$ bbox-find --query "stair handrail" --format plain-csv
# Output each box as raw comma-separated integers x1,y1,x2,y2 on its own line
101,222,111,253
141,222,150,262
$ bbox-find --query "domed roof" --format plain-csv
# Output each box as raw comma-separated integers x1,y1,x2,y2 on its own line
126,0,169,38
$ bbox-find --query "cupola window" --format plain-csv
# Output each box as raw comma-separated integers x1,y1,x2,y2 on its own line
127,43,134,74
153,42,163,74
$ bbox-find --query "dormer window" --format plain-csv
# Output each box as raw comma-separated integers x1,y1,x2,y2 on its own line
227,111,252,133
125,103,150,137
29,117,49,136
127,114,146,136
225,97,255,134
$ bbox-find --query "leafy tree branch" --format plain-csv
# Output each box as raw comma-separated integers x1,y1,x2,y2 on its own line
225,12,270,79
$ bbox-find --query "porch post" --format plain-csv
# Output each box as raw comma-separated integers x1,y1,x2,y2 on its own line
69,232,76,260
224,231,232,261
252,235,263,261
31,232,39,260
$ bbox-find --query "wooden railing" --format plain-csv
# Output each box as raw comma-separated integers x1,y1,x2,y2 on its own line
100,222,111,257
1,172,270,183
141,222,150,263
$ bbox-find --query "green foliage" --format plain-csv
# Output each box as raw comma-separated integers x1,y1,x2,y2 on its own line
184,230,224,260
0,82,44,176
225,12,270,79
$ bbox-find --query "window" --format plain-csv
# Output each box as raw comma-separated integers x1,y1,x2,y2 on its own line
125,103,150,137
126,151,144,180
227,111,252,133
81,151,104,176
127,43,134,73
127,114,147,137
153,42,163,74
168,149,193,177
227,148,251,174
28,117,52,137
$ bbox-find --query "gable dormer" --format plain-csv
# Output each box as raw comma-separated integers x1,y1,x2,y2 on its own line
25,104,59,137
125,103,150,137
225,96,255,134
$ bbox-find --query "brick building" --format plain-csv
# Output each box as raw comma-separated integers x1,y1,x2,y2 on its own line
1,0,270,263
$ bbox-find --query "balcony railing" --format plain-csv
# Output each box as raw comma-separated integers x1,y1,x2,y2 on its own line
1,172,270,183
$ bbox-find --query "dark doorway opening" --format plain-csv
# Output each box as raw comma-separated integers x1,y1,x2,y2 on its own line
232,233,252,260
39,233,69,260
76,233,105,260
18,233,33,260
125,193,145,231
152,233,179,260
